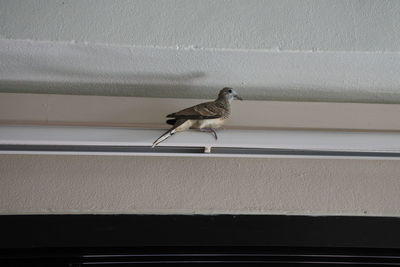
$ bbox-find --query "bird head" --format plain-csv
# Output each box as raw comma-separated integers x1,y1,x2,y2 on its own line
218,87,243,101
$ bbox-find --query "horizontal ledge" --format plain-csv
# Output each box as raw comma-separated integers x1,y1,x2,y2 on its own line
2,125,400,159
2,93,400,131
2,145,400,159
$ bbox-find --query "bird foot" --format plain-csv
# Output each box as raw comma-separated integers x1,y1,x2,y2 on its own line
199,128,218,140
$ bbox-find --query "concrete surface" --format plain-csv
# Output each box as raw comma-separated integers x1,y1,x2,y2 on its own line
1,1,400,217
1,155,399,216
1,1,400,102
1,39,400,102
1,0,400,51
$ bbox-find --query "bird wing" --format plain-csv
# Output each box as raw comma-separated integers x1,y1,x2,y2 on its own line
167,101,224,119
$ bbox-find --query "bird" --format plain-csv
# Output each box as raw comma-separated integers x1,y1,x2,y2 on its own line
152,87,242,147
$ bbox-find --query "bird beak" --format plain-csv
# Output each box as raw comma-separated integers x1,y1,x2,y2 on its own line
234,95,243,101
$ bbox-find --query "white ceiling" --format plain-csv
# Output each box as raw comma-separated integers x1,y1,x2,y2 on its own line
1,0,400,102
1,0,400,52
1,39,400,103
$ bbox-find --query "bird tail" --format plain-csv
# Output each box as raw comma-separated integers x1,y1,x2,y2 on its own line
151,120,186,148
151,128,176,148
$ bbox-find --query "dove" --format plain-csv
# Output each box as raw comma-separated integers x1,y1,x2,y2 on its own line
152,87,242,147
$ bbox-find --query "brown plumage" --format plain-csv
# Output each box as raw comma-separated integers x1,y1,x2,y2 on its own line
152,87,242,147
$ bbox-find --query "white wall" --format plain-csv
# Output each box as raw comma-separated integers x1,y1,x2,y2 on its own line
2,155,400,216
1,0,400,102
1,0,400,51
1,0,400,217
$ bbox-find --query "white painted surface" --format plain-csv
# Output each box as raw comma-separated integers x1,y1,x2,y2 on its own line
1,40,400,102
3,93,400,130
2,0,400,102
2,125,400,158
1,154,400,216
2,1,400,216
1,0,400,52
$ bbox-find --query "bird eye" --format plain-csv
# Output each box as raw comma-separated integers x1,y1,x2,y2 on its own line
228,89,232,93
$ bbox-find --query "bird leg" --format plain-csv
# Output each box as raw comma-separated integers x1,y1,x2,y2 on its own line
199,128,218,140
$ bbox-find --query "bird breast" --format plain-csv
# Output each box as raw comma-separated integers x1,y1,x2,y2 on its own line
191,118,226,129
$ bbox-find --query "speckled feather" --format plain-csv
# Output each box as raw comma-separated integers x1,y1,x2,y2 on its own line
152,87,240,147
167,100,230,120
